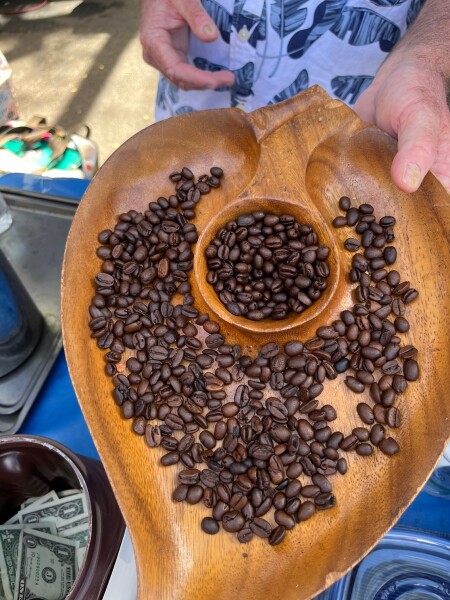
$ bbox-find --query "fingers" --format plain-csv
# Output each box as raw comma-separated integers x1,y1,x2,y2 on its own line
353,86,377,126
172,0,220,41
166,61,235,91
390,98,446,193
146,29,234,90
140,0,234,90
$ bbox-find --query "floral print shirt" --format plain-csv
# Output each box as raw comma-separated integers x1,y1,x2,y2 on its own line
155,0,425,120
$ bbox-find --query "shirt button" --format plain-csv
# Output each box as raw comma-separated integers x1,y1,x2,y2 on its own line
238,25,250,41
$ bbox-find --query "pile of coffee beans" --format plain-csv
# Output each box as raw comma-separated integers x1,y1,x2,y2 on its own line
205,213,330,320
89,167,419,546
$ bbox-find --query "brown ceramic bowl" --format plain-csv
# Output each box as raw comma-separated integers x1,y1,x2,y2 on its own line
0,434,125,599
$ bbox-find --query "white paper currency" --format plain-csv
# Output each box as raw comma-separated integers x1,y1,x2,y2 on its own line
20,490,59,510
17,493,88,532
0,489,88,600
13,528,78,600
0,524,58,599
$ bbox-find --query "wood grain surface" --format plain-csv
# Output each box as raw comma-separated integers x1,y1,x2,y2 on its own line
62,86,450,600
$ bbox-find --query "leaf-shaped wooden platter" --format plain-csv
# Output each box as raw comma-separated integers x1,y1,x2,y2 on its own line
62,86,450,600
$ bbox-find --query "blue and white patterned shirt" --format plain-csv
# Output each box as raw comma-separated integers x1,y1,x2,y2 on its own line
155,0,425,120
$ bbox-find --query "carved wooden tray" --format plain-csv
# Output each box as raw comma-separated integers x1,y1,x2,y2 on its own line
62,86,450,600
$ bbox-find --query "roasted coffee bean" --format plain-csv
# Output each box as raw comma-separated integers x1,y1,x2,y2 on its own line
160,452,179,466
386,407,401,428
201,517,219,535
222,511,245,533
379,437,400,455
345,377,365,393
297,501,315,521
356,443,373,456
179,468,200,485
403,359,419,381
357,403,374,425
339,196,351,211
344,238,360,252
172,484,189,502
249,517,272,538
340,434,358,451
268,525,286,546
186,485,204,504
337,458,348,474
399,345,418,359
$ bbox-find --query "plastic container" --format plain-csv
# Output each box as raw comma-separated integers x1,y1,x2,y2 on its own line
424,442,450,499
0,248,43,377
0,191,12,235
0,434,125,599
316,527,450,600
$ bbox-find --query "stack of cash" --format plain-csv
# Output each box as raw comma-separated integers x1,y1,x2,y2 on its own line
0,489,89,600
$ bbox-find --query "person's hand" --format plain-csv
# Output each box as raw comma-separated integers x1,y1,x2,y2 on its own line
139,0,235,91
355,52,450,194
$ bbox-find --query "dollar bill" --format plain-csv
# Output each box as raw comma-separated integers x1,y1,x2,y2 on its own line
17,493,88,531
0,524,58,599
20,491,59,510
13,528,78,600
0,575,6,600
57,490,81,499
56,516,89,536
60,525,89,570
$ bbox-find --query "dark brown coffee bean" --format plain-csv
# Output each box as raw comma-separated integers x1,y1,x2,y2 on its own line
268,525,286,546
379,437,400,455
392,375,408,394
179,468,200,485
345,377,365,393
346,207,359,226
236,528,253,544
356,443,373,456
222,511,245,533
386,407,401,428
249,517,272,538
315,492,336,510
399,345,418,359
273,510,295,530
337,458,348,474
297,501,315,521
339,196,351,211
403,359,419,381
373,403,387,424
186,485,204,504
344,238,360,252
340,434,358,451
172,484,189,502
201,517,219,535
160,452,179,466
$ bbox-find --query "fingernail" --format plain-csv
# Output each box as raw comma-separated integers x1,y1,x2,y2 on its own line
203,23,215,36
403,162,422,190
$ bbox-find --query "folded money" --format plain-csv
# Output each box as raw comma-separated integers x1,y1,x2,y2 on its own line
0,489,89,600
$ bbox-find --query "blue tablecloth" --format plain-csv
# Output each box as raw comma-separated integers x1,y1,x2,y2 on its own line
3,173,448,542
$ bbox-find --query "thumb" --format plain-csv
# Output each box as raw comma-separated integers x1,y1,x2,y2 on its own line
173,0,219,42
391,102,440,193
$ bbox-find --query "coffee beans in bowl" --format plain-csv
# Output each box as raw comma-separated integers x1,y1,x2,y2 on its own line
205,213,330,321
89,168,419,547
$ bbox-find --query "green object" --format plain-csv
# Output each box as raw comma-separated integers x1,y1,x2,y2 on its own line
52,147,81,171
3,139,26,156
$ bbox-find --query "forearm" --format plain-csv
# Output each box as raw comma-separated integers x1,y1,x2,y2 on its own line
391,0,450,77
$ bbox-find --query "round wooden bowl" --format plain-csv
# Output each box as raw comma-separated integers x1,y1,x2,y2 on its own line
61,86,450,600
194,196,340,335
